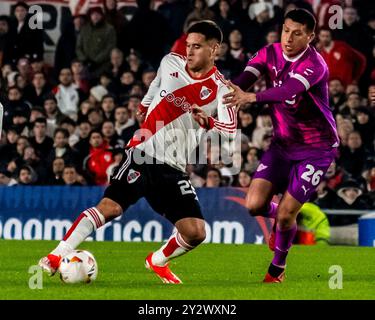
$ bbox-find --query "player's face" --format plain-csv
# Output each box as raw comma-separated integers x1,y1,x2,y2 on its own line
186,33,218,72
281,19,314,58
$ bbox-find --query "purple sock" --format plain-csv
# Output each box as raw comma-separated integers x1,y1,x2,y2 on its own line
263,201,278,219
272,224,297,267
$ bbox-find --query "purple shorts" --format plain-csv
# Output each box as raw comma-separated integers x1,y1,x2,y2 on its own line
253,143,336,204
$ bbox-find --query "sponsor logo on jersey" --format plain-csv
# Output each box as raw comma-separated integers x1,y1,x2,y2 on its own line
160,90,192,112
200,86,213,100
301,185,310,196
170,72,179,78
127,169,141,184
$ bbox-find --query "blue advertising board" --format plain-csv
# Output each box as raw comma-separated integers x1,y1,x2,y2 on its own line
0,186,272,244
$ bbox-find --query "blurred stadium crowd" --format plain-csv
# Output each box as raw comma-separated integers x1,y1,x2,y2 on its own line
0,0,374,215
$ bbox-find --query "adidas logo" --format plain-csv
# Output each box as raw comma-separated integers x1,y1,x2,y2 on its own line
170,72,178,78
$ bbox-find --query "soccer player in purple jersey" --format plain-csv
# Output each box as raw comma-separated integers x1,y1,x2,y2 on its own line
223,9,339,283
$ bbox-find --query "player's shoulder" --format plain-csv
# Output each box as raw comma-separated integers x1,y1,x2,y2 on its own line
304,46,327,70
213,68,230,92
163,52,187,65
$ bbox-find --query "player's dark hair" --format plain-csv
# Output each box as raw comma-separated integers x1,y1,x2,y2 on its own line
284,8,316,33
187,20,223,44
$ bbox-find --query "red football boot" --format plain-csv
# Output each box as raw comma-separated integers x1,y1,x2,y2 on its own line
145,253,182,284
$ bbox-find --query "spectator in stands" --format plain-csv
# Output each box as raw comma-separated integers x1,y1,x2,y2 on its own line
339,92,361,117
22,145,48,184
87,108,104,130
100,94,116,122
103,0,128,45
315,180,337,209
235,170,252,188
0,15,14,67
333,6,372,60
43,95,68,138
354,106,375,152
0,168,18,186
228,29,250,67
71,59,90,95
318,27,366,88
214,0,240,41
245,1,278,53
334,179,371,211
184,0,215,32
0,128,19,165
11,108,29,136
29,117,54,160
53,68,80,120
338,131,367,178
108,48,128,83
206,167,224,188
17,164,37,185
239,109,255,138
215,41,243,79
46,128,77,167
76,6,116,78
60,117,79,147
47,157,65,185
336,115,353,147
62,165,82,186
243,147,259,175
265,29,279,45
4,86,31,131
11,1,44,66
85,130,113,185
328,79,346,115
55,14,85,72
101,120,124,149
73,120,92,164
114,105,137,140
23,72,52,108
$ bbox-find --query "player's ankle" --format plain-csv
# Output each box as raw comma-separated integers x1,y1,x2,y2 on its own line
268,263,285,278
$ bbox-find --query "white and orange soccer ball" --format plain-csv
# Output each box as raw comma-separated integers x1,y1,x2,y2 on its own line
58,250,98,284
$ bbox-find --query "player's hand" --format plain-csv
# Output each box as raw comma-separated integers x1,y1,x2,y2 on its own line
136,104,147,123
191,104,210,129
223,80,257,108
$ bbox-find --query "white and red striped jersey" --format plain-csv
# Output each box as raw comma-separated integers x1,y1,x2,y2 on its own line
127,52,237,172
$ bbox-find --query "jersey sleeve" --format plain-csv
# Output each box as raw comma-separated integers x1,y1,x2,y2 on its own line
206,85,237,140
140,57,164,109
289,59,326,90
233,46,268,90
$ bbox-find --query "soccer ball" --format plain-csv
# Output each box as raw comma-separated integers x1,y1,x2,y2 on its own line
58,250,98,284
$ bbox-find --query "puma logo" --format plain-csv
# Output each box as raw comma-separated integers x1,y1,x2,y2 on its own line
302,185,310,195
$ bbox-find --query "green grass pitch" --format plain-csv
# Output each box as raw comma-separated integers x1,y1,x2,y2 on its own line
0,240,374,300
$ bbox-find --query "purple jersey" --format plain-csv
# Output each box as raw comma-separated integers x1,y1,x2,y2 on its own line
243,43,339,159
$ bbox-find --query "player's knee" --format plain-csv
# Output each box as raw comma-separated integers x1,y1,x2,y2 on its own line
97,198,123,220
277,211,295,230
247,203,268,217
184,226,206,246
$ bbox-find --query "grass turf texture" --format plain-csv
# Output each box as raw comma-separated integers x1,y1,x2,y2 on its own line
0,240,374,300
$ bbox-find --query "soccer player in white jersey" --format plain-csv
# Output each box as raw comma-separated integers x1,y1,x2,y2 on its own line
39,21,237,284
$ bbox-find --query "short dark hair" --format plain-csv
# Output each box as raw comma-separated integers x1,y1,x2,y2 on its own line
187,20,223,44
54,128,69,138
284,9,316,33
33,117,47,126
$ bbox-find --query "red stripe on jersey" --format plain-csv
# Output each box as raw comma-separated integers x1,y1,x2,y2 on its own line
128,78,218,148
63,213,85,241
